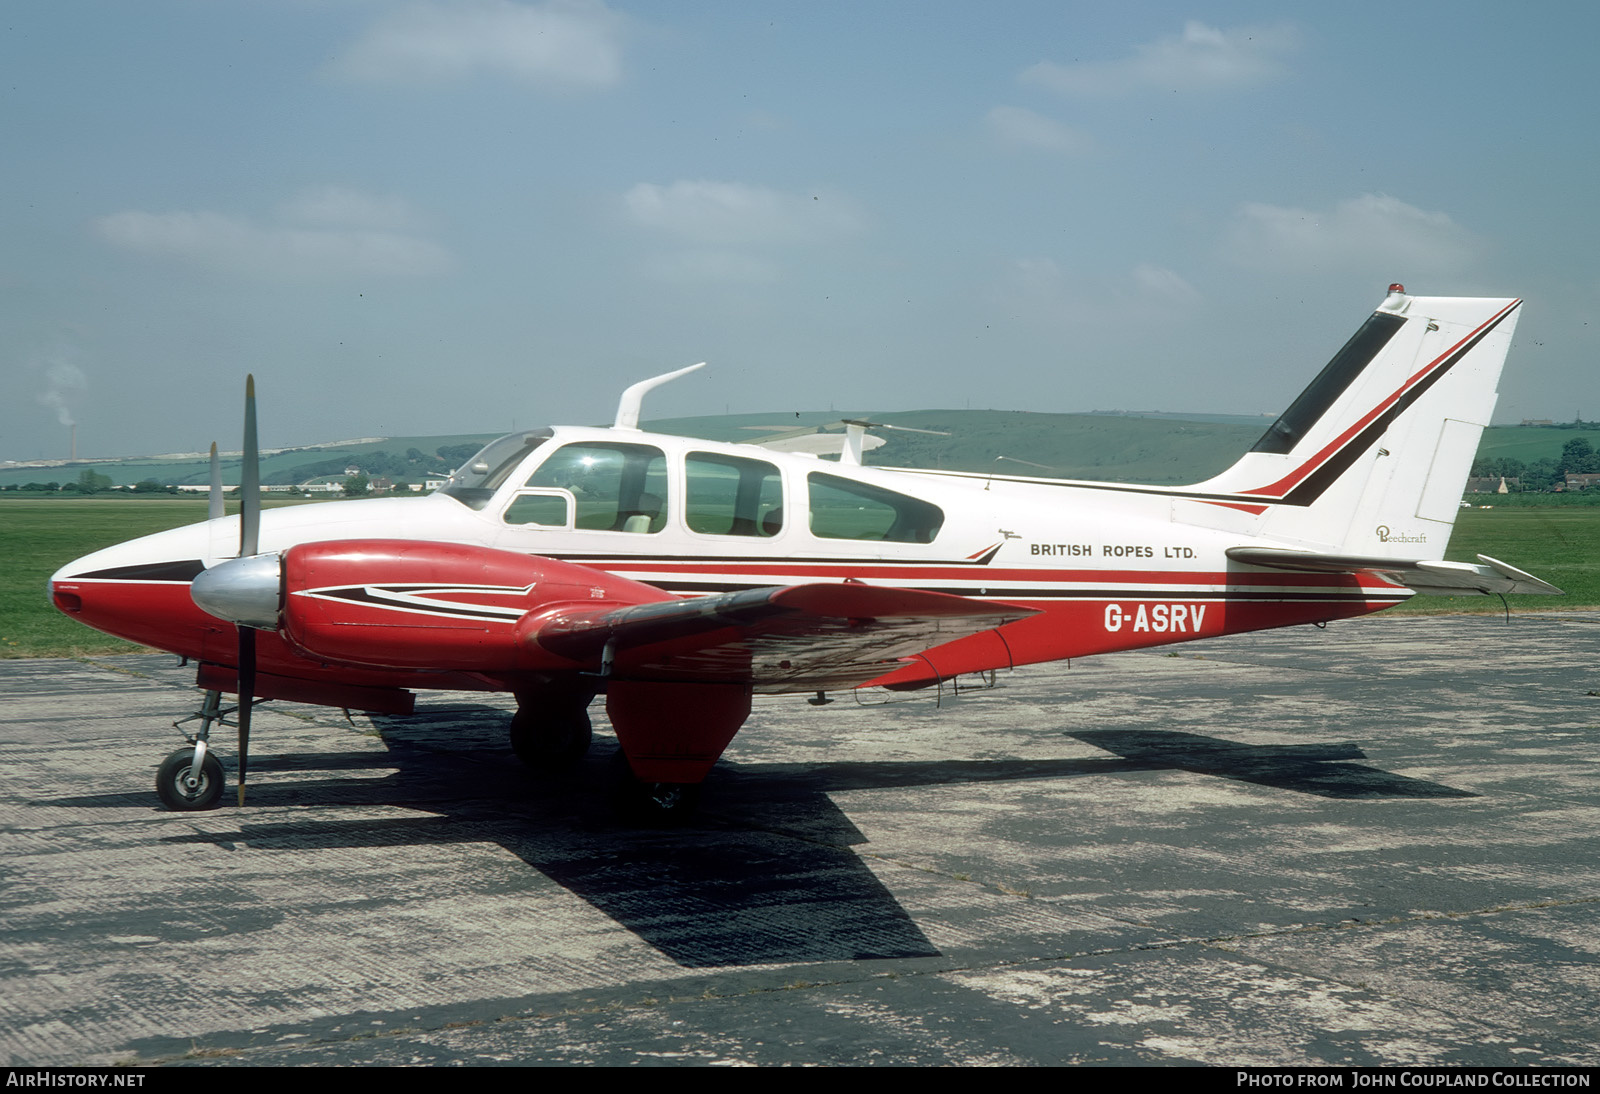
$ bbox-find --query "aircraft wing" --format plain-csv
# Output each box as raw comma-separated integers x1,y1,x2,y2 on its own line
1226,547,1563,597
531,582,1038,692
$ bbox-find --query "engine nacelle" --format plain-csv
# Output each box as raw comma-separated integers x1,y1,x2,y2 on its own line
275,539,671,672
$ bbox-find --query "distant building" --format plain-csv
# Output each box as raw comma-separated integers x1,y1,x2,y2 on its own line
1565,472,1600,490
1521,418,1553,426
1466,477,1519,493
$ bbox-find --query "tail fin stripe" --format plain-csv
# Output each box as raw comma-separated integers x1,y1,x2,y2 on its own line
1242,299,1520,504
1251,313,1406,455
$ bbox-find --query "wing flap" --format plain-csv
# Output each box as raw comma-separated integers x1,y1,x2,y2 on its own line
531,583,1038,692
1226,546,1563,596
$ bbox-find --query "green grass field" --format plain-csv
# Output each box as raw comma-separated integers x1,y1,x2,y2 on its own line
3,496,1593,659
0,496,320,658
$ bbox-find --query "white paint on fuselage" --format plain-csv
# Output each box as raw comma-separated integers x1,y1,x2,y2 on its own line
52,423,1270,595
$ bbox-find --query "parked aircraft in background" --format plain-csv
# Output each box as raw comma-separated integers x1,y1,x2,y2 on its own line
49,285,1559,820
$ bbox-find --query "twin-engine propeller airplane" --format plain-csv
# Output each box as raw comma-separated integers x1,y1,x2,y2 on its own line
50,285,1560,820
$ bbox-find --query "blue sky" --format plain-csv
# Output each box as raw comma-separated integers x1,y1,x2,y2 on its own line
4,1,1596,460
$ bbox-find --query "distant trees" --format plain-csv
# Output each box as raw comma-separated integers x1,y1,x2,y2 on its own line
1559,436,1600,475
1471,456,1554,490
68,470,113,494
1470,434,1599,490
343,472,370,497
436,443,480,464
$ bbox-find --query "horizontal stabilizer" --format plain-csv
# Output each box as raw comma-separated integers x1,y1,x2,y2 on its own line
748,432,885,456
532,583,1038,691
1226,547,1564,597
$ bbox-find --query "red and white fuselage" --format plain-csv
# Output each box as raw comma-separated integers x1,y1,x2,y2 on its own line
50,290,1530,707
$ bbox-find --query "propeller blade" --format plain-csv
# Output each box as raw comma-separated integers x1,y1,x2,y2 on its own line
236,627,254,806
236,375,261,805
207,442,223,520
240,375,259,558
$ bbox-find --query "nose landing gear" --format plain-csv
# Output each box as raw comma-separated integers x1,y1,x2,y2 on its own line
156,746,224,811
157,688,234,811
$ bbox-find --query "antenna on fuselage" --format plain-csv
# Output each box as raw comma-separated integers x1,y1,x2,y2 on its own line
613,362,706,431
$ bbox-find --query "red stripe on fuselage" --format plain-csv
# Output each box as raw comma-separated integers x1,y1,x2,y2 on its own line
55,560,1405,696
555,558,1401,591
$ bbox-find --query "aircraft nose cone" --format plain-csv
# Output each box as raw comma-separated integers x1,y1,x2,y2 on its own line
191,553,283,629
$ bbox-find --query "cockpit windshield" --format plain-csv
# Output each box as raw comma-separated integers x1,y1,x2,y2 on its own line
437,429,553,510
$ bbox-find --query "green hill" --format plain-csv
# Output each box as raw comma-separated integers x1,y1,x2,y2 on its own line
3,414,1592,491
1474,425,1600,465
646,409,1268,483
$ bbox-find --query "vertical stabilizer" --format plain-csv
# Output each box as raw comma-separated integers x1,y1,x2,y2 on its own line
1184,288,1521,555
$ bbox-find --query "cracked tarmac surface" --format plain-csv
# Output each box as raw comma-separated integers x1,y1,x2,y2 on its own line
3,612,1598,1065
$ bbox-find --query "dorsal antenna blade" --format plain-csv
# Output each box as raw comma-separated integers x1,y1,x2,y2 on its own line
613,363,706,430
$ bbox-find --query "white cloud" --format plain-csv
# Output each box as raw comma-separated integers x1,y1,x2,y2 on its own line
1132,263,1203,306
1223,194,1476,277
997,259,1201,325
985,106,1094,154
94,189,453,279
622,181,862,247
332,0,625,88
1023,21,1296,97
622,180,862,283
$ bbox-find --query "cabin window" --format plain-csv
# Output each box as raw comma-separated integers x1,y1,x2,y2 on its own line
685,452,784,537
437,429,553,510
806,472,943,543
524,442,668,533
502,490,571,527
1251,312,1406,454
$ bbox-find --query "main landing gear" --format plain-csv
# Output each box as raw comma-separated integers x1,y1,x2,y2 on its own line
507,686,709,824
508,688,595,770
608,751,701,825
157,688,232,811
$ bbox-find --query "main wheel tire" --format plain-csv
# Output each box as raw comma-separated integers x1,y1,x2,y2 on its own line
609,750,701,825
156,747,225,811
509,703,593,769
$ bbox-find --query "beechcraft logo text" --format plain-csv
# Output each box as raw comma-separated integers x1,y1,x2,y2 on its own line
1376,525,1427,544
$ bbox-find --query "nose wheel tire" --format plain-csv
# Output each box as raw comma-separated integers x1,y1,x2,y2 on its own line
156,748,225,811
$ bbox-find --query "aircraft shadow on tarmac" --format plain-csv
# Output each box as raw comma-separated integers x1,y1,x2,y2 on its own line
1067,730,1478,800
92,702,1470,967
